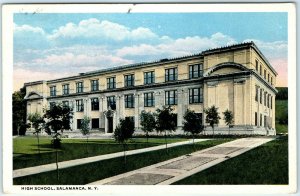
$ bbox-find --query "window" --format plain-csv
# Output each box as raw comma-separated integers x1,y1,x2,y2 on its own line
267,94,270,108
271,77,273,85
125,94,134,108
165,90,177,105
260,113,262,126
260,64,262,75
255,112,258,126
62,84,69,95
255,86,259,102
144,92,155,107
268,74,270,82
77,119,82,129
50,86,56,96
107,96,116,110
91,80,99,91
189,87,203,104
189,64,203,79
76,99,84,112
62,101,69,108
165,68,178,82
264,92,267,106
49,102,55,109
270,96,273,109
124,74,134,87
255,60,258,71
91,98,99,111
144,71,155,84
264,70,266,79
107,77,116,89
76,82,84,93
91,118,99,129
260,89,263,104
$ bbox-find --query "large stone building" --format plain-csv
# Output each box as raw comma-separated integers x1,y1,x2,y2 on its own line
24,42,277,135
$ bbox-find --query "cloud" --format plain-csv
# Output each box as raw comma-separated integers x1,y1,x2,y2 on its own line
14,23,45,34
48,18,158,41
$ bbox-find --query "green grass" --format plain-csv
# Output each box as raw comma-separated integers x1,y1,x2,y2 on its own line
275,99,288,134
13,136,186,169
174,136,288,185
13,139,232,185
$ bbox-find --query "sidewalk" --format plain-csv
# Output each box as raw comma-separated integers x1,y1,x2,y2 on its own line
13,139,209,178
88,137,274,185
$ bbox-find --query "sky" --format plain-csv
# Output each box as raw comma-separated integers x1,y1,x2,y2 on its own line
13,12,288,91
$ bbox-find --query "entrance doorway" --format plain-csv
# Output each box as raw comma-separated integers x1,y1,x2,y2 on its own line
107,117,113,133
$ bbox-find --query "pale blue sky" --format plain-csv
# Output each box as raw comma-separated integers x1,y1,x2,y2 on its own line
13,12,288,90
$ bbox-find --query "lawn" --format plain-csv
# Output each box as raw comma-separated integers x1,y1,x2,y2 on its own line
13,136,186,169
174,136,288,185
13,139,232,185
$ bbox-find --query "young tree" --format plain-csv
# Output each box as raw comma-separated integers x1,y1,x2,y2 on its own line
204,105,221,137
113,117,135,165
140,110,156,144
223,109,234,135
27,113,45,154
182,109,204,149
80,116,91,154
43,103,73,181
156,106,177,151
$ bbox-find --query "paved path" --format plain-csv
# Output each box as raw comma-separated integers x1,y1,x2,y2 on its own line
88,137,274,185
13,139,209,178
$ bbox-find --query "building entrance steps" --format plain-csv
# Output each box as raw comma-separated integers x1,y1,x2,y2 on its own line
13,139,209,178
88,137,274,185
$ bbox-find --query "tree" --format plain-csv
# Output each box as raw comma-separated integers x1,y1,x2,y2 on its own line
27,113,45,154
223,109,234,135
113,117,135,165
80,116,91,154
43,103,73,181
140,110,156,144
12,87,27,135
182,109,204,148
156,106,177,151
204,105,221,136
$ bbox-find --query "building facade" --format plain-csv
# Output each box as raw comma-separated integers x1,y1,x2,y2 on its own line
24,42,277,135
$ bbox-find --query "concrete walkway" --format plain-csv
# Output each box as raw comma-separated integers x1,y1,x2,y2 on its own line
88,137,274,185
13,139,209,178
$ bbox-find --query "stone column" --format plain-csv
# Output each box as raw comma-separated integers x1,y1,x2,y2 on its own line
134,93,140,129
71,99,76,131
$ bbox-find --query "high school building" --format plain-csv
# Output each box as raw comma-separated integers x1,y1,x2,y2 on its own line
24,42,277,135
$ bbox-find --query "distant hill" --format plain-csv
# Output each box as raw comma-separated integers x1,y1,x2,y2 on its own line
276,87,288,100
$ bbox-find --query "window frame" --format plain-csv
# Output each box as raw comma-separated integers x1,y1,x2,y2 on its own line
76,99,84,112
50,86,56,97
144,92,155,107
189,87,203,104
189,64,203,79
165,67,178,82
165,90,177,105
91,97,99,111
91,80,99,91
107,96,116,110
62,84,69,95
144,71,155,84
107,77,116,89
124,74,135,87
125,94,135,108
76,82,84,93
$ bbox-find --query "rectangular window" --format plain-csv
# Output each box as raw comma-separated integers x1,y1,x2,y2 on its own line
91,118,99,129
264,92,267,106
76,82,84,93
189,64,203,79
260,89,263,104
255,86,259,102
76,99,84,112
91,80,99,91
255,112,258,126
264,70,266,79
144,71,155,84
260,114,262,126
124,74,134,87
62,101,69,108
77,119,82,129
107,77,116,89
165,90,177,105
165,68,178,82
270,96,273,109
267,94,270,108
91,98,99,111
50,86,56,96
125,94,135,108
268,74,270,82
260,64,262,75
189,87,203,104
271,77,273,85
144,92,155,107
255,60,258,71
107,96,116,110
62,84,69,95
